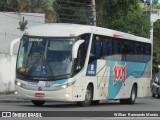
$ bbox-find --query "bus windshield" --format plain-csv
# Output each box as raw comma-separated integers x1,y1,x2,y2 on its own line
16,36,76,79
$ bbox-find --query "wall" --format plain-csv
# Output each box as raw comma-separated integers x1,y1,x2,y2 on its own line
0,12,45,92
0,54,17,92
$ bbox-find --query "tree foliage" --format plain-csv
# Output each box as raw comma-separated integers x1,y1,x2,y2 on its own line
152,20,160,73
0,0,58,23
56,0,91,24
96,0,150,38
17,0,58,22
0,0,159,73
150,2,160,73
153,48,160,73
0,0,7,11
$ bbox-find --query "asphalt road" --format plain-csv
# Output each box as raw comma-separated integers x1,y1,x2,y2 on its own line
0,96,160,120
0,96,160,111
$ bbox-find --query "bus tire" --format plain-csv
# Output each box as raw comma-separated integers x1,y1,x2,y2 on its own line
127,85,137,104
77,85,93,107
31,100,45,106
120,85,137,104
152,93,155,97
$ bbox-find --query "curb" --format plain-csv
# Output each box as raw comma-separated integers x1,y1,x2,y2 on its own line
0,93,30,103
0,100,30,103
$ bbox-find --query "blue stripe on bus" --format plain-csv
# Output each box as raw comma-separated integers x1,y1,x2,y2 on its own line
106,60,146,99
86,60,146,99
54,79,67,84
21,79,67,85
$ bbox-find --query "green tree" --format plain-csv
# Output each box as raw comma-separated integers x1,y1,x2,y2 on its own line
96,0,150,38
153,20,160,73
153,48,160,73
31,0,58,22
0,0,7,11
150,2,160,74
16,0,58,22
153,0,158,5
0,0,58,23
146,0,150,5
56,0,91,24
0,0,18,11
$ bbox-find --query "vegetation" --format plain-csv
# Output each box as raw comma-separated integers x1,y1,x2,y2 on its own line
0,0,160,73
0,0,58,22
56,0,91,24
96,0,150,38
153,21,160,73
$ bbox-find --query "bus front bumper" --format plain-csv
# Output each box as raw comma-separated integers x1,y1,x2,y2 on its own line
15,86,73,102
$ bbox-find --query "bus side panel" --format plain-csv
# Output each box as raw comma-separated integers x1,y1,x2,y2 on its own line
114,76,138,99
95,60,110,100
106,60,149,100
137,60,152,97
85,60,110,100
137,78,151,97
72,86,86,101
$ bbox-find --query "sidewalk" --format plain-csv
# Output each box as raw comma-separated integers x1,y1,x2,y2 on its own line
0,92,29,102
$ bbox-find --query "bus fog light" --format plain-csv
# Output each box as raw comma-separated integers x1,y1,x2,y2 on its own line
15,91,18,95
65,93,69,98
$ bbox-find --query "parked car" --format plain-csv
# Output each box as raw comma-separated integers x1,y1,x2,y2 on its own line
151,75,160,98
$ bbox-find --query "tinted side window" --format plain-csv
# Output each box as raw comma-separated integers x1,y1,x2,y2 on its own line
155,76,159,83
158,77,160,85
89,34,151,63
101,37,113,60
145,43,151,55
89,35,102,63
113,39,122,61
74,34,90,72
90,35,100,58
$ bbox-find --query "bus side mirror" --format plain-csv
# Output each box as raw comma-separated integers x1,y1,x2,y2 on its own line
72,40,84,59
10,38,21,56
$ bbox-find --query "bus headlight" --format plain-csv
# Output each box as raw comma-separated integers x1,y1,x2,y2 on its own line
15,81,22,86
15,81,25,87
61,84,67,89
59,81,76,89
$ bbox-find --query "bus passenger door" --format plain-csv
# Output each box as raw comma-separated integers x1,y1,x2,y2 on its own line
96,60,110,99
88,35,110,99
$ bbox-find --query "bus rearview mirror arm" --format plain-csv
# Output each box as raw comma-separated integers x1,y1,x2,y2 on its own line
10,38,21,56
72,40,84,59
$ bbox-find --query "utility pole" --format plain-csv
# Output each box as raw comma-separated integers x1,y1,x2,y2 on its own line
150,2,160,79
91,0,96,26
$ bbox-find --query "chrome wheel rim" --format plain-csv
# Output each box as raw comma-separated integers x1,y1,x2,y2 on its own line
85,89,91,103
132,89,136,101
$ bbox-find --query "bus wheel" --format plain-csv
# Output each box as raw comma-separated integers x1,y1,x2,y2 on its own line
77,85,93,107
120,85,137,104
152,93,155,97
31,100,45,106
127,85,137,104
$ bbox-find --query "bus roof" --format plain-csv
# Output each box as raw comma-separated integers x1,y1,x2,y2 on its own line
25,23,151,44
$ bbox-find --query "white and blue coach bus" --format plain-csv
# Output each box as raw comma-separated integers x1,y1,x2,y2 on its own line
15,23,152,106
